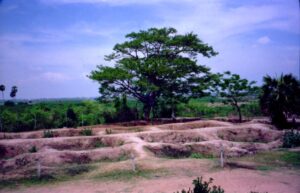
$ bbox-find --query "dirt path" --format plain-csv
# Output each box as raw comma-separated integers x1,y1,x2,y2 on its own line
2,168,299,193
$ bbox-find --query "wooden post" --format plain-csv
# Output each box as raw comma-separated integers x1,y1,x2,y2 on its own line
130,153,136,172
220,144,224,168
37,160,41,179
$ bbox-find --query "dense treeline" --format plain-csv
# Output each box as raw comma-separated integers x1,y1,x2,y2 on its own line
0,96,261,132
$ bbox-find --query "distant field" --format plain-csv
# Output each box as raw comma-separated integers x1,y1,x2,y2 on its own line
0,97,262,132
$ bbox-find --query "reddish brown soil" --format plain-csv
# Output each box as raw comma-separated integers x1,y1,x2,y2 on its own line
1,119,298,193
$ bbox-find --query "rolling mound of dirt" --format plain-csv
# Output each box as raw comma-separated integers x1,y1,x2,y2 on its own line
0,120,283,180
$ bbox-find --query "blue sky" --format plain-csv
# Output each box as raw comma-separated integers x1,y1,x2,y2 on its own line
0,0,299,99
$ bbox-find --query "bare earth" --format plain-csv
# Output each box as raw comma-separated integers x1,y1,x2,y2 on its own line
0,120,299,193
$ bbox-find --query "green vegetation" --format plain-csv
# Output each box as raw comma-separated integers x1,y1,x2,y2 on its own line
0,164,93,189
213,71,258,122
0,97,262,133
29,146,37,153
93,168,166,181
260,74,300,128
175,177,224,193
283,130,300,148
230,150,300,169
105,128,113,134
43,130,54,138
89,27,217,120
80,128,93,136
190,153,214,159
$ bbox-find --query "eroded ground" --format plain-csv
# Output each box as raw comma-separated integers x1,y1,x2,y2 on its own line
0,120,299,193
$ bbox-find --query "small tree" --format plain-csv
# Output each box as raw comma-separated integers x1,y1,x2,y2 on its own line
89,27,217,120
215,72,258,122
260,74,300,128
66,107,78,127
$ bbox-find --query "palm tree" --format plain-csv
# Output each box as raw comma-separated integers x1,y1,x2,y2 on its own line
260,74,300,128
10,86,18,99
0,85,5,100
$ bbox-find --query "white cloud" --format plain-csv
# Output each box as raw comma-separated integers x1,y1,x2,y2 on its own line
41,72,72,82
257,36,271,45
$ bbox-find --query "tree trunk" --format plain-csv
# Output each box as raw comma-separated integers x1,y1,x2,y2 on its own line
236,105,242,123
143,105,151,121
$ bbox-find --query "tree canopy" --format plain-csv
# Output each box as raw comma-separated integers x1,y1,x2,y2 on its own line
214,71,258,122
89,27,217,120
260,74,300,128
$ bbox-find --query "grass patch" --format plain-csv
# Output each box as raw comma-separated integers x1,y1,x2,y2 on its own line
0,175,63,190
256,165,274,171
43,130,54,138
0,164,95,190
79,128,93,136
64,164,93,176
93,168,166,181
190,153,214,159
230,150,300,169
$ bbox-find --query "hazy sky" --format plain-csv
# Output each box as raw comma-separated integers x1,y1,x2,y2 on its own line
0,0,299,99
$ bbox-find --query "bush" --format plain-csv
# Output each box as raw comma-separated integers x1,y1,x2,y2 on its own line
175,177,224,193
80,128,93,136
29,146,37,153
43,130,54,138
190,153,214,159
175,177,267,193
105,128,112,134
283,130,300,148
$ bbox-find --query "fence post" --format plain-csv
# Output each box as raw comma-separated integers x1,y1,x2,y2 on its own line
37,160,41,179
130,153,136,172
220,144,224,168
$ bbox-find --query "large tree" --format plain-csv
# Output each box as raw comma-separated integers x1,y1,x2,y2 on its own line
260,74,300,128
89,27,217,120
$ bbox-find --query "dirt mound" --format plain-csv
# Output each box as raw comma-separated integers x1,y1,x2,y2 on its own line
139,131,206,143
157,120,232,130
0,136,124,159
0,119,284,180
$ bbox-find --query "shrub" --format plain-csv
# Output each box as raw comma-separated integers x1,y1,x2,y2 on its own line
190,153,214,159
282,130,300,148
43,130,54,138
105,128,112,134
29,146,37,153
175,177,267,193
80,128,93,136
175,177,224,193
94,140,105,148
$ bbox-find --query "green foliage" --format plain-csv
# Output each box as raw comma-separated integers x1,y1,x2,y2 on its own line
65,165,91,176
93,169,165,181
89,27,217,120
260,74,300,128
94,140,105,148
0,97,262,133
29,146,37,153
43,130,54,138
66,107,78,127
190,153,214,159
213,71,258,122
283,130,300,148
10,86,18,99
175,177,224,193
79,128,93,136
